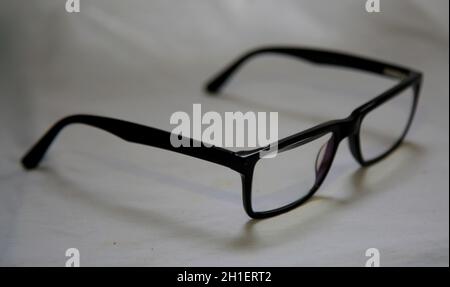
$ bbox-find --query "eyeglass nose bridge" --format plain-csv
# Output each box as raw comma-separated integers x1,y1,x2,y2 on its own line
341,115,365,166
328,115,365,166
315,136,336,181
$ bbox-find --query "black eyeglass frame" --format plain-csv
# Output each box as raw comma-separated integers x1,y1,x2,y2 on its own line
21,46,423,219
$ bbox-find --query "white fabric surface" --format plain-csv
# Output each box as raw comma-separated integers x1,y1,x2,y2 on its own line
0,0,448,266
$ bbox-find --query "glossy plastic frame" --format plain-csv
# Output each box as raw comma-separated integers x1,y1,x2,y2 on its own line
21,46,423,219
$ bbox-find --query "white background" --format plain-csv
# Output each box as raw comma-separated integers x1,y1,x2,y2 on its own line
0,0,448,266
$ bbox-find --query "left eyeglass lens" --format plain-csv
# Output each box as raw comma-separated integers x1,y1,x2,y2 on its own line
251,133,333,213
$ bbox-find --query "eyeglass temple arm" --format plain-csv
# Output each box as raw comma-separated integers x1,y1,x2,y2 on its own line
21,115,244,172
205,47,414,94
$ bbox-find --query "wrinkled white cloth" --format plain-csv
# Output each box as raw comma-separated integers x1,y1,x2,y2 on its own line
0,0,448,266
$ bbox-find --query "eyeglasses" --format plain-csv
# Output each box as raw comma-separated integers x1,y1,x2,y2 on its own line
22,46,423,219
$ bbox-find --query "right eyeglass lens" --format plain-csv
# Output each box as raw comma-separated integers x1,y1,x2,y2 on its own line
251,133,333,213
359,87,415,162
